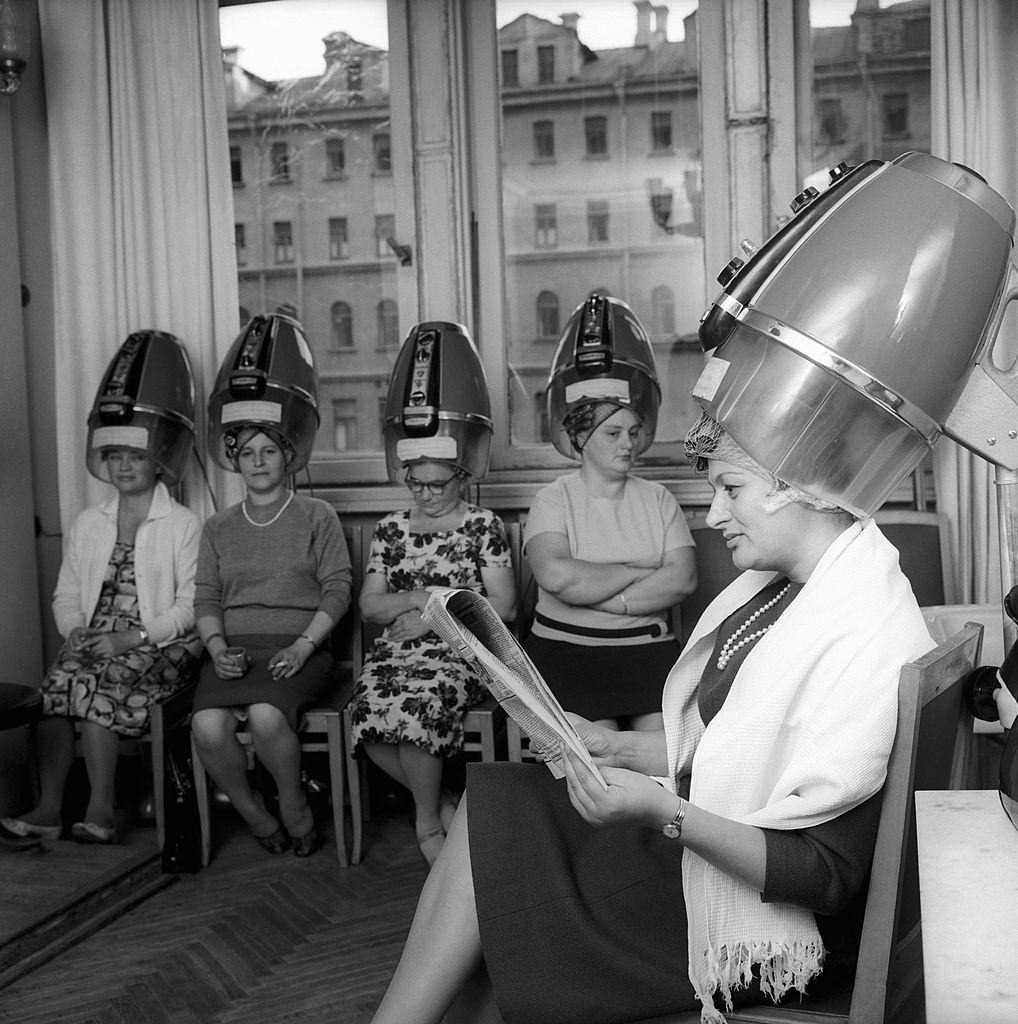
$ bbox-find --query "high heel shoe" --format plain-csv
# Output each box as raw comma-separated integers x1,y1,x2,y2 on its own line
255,826,291,855
291,827,321,858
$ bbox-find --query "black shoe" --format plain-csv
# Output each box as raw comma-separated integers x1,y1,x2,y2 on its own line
0,820,42,852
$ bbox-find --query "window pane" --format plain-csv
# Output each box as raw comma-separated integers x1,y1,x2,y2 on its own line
221,0,404,462
808,2,930,175
497,2,704,448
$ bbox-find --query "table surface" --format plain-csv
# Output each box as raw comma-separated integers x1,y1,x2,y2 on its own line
915,789,1018,1023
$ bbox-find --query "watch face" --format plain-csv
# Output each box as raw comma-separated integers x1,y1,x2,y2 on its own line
662,822,680,839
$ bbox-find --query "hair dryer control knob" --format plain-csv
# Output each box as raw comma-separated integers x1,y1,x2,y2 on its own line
965,665,1003,722
717,256,745,287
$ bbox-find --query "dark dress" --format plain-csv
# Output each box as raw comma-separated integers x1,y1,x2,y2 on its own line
468,580,877,1024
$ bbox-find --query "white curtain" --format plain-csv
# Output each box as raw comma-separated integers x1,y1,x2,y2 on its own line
39,0,241,532
930,0,1018,604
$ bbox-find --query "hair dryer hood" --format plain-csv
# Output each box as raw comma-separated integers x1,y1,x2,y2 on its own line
86,330,195,486
695,152,1018,517
546,293,661,459
383,321,493,481
208,314,320,474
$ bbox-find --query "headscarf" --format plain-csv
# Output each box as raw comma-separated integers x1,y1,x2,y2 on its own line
223,423,296,470
562,400,630,453
684,409,849,515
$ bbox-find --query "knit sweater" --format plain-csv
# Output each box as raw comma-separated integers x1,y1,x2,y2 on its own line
195,494,352,637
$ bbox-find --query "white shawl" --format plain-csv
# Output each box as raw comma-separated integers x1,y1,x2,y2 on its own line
660,520,934,1022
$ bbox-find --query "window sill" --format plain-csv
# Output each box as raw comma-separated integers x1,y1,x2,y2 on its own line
269,179,293,186
371,169,394,178
324,172,347,181
648,148,675,157
582,153,610,161
530,157,557,166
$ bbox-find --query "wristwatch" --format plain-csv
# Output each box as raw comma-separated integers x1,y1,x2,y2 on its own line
662,798,687,840
137,626,150,645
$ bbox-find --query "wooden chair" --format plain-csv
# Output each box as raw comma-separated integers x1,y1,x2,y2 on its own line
631,622,983,1024
342,520,513,865
190,521,363,868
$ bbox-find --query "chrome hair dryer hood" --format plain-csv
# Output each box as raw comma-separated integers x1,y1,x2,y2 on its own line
208,313,320,474
695,152,1018,517
383,321,493,481
546,293,661,460
87,330,195,486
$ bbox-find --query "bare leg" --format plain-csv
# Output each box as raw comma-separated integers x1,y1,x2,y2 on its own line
631,711,663,731
19,717,74,826
247,703,310,836
371,797,484,1024
364,741,411,789
191,707,279,837
592,717,621,731
79,721,120,828
398,743,444,837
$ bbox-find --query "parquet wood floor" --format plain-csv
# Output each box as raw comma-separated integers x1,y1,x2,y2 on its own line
0,807,429,1024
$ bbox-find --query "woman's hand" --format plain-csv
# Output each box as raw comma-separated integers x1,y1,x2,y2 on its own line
80,630,139,659
565,713,620,767
561,746,674,829
269,642,312,680
66,627,92,654
387,609,432,642
211,648,247,680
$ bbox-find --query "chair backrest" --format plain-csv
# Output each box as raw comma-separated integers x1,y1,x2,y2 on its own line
848,622,982,1024
330,521,365,685
872,510,952,608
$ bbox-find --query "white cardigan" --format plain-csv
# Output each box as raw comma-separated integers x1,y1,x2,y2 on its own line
52,481,201,648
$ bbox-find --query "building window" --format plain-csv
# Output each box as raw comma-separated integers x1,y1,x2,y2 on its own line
903,16,931,51
234,223,246,266
882,92,909,137
329,217,349,260
650,111,672,152
377,298,399,349
375,214,395,258
270,141,291,183
273,221,294,264
536,291,559,338
584,116,608,157
817,97,846,145
373,133,392,173
537,44,555,84
331,301,353,349
325,137,345,177
535,204,557,249
651,285,676,336
501,48,519,87
347,56,363,93
533,120,555,160
333,399,358,451
587,201,609,243
238,306,250,330
230,145,243,186
535,389,550,443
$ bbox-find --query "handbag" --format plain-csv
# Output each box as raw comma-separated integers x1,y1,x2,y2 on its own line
161,723,202,874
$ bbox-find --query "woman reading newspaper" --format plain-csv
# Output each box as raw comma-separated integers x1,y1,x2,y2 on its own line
368,412,934,1024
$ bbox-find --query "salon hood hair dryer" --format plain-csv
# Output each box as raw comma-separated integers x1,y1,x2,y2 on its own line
208,313,320,474
546,293,661,460
86,330,196,485
693,150,1018,829
382,321,493,481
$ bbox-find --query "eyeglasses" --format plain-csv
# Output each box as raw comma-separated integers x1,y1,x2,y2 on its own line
405,474,459,496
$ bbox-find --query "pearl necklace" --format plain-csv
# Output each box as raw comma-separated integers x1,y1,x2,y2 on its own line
242,491,294,528
716,582,792,670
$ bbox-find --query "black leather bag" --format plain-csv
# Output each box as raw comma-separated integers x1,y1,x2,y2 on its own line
161,724,202,874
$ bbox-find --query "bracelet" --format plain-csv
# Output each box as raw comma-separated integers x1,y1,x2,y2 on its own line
662,798,687,840
298,633,317,648
618,590,629,613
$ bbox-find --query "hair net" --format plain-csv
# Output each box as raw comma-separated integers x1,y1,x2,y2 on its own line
562,401,630,453
684,410,849,515
223,423,296,470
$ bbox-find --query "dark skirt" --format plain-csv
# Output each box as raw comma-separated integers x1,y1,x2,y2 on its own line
191,633,334,730
467,762,773,1024
524,635,680,720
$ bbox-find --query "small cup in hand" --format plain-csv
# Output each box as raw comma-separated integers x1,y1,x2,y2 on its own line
224,646,250,673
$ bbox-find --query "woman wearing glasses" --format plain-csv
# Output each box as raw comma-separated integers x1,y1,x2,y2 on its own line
349,457,516,865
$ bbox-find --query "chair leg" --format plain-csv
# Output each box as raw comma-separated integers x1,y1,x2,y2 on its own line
190,734,213,868
343,708,363,865
479,714,495,762
150,705,166,850
507,720,523,763
325,714,349,868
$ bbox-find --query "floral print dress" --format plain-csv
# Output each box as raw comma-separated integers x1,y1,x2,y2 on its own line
349,506,512,758
41,541,197,737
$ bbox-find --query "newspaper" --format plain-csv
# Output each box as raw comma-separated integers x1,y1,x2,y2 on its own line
422,587,607,790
